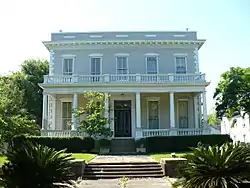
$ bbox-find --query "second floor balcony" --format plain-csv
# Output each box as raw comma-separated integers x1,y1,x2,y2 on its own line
43,73,207,85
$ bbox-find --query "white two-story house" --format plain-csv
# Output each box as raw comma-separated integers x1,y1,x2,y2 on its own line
39,31,210,138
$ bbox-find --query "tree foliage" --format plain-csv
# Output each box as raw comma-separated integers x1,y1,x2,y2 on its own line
174,142,250,188
0,59,48,147
213,67,250,119
208,113,221,126
77,92,112,138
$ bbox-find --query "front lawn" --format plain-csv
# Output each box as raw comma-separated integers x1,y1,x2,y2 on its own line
0,153,96,167
70,153,96,162
150,152,188,162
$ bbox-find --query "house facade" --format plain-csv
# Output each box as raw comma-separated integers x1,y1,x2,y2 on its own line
221,113,250,143
39,31,210,138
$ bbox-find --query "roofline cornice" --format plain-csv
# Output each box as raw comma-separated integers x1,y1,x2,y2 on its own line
43,39,206,50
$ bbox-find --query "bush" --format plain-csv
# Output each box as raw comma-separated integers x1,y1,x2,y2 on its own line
99,139,112,148
12,135,95,153
174,142,250,188
138,135,232,153
1,140,74,188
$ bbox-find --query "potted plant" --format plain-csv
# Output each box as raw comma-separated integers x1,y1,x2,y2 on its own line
99,138,112,154
135,138,146,153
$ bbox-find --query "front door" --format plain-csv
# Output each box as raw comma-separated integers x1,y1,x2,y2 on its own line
114,100,132,137
178,101,188,128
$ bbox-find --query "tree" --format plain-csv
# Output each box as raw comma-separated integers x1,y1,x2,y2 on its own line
0,75,39,148
208,113,221,126
19,59,49,126
213,67,250,119
77,92,112,138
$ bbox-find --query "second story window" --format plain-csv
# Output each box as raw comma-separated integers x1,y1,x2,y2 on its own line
116,56,128,74
175,56,187,74
91,57,101,75
63,58,73,75
146,56,158,74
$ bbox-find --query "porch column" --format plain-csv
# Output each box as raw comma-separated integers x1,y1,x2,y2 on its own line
136,92,141,128
193,95,199,129
104,93,109,124
72,93,78,130
42,93,48,130
202,91,208,128
170,92,175,128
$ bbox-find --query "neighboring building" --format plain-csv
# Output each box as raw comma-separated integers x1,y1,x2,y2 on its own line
39,31,211,138
221,113,250,143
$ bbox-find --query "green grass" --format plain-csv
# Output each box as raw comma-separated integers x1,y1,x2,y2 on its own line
0,153,96,167
149,152,188,162
70,153,96,162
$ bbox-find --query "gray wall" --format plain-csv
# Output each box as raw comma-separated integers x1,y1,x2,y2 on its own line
53,46,196,75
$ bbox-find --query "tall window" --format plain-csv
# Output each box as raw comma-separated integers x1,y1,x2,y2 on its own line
146,57,158,74
116,56,128,74
148,101,159,129
175,56,187,74
63,58,73,75
62,102,72,130
91,57,101,75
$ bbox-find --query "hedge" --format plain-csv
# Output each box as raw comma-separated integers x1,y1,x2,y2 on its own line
139,135,232,153
12,135,95,153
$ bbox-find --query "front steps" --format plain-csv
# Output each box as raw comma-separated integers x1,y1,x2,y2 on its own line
83,162,164,179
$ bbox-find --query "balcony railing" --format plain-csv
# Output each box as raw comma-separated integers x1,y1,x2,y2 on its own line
41,128,210,137
43,73,206,85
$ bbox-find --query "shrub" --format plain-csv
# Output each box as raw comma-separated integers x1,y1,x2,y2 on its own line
12,135,95,153
99,139,112,148
174,142,250,188
1,140,74,188
139,135,232,153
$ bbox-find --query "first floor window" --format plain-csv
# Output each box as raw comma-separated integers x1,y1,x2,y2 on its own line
175,56,187,74
63,58,73,75
148,100,159,129
62,102,72,130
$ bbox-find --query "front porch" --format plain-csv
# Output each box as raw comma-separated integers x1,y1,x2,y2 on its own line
41,91,210,138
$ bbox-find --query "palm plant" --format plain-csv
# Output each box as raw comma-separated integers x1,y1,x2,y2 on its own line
0,140,74,188
174,142,250,188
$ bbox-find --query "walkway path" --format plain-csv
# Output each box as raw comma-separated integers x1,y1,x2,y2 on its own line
78,178,173,188
89,155,156,163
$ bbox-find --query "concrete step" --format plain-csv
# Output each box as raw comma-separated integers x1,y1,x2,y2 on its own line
84,161,164,179
85,167,162,171
83,173,164,179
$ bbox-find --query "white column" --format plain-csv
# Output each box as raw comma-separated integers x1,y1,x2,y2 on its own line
104,92,109,123
72,93,78,130
202,91,208,128
136,92,141,128
193,95,199,129
170,92,175,128
42,93,48,130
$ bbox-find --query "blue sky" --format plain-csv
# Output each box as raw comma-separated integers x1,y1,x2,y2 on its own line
0,0,249,112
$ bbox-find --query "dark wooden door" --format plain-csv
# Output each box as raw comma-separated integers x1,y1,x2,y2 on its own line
114,100,132,137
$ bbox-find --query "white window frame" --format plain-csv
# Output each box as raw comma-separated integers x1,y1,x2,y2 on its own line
116,55,129,75
145,53,159,74
61,55,75,76
89,54,103,75
174,54,188,74
146,97,160,129
60,98,73,130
